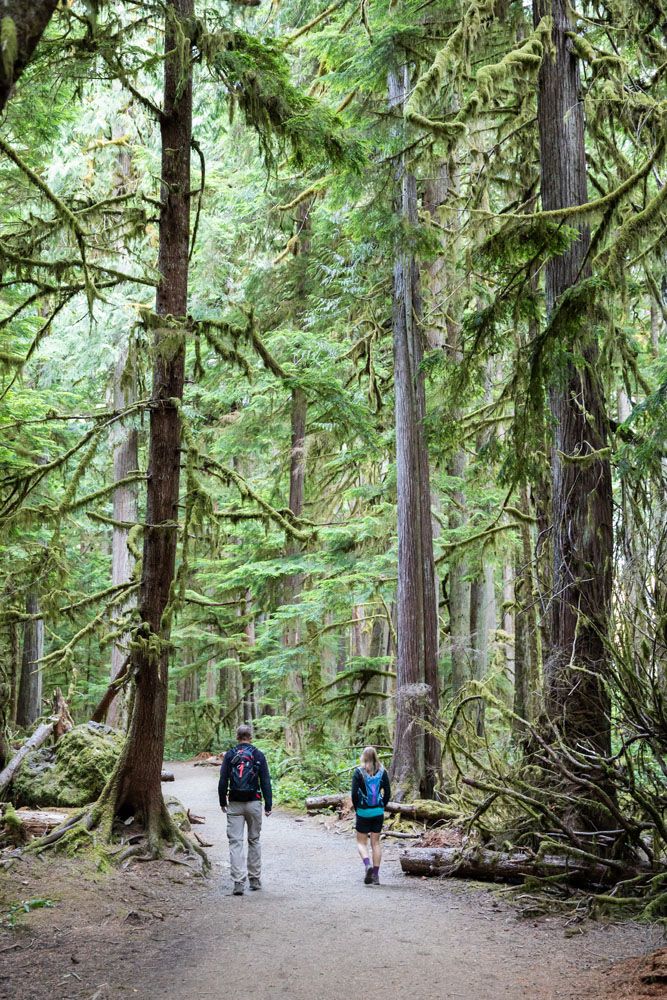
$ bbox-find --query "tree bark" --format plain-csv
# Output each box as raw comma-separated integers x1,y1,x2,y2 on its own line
470,559,496,736
0,1,58,112
423,164,470,704
282,198,312,753
399,845,613,886
16,591,43,729
107,347,138,729
284,384,307,753
103,0,193,842
388,64,439,800
534,0,613,758
513,484,539,733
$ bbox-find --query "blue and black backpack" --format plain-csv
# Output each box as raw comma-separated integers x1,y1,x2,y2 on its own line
357,765,385,814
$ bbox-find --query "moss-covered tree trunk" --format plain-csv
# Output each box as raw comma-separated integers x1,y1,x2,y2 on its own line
284,384,307,753
108,129,139,731
534,0,613,757
513,484,540,734
0,1,59,112
388,63,440,800
423,165,469,702
99,0,193,845
283,198,312,754
108,347,138,730
16,591,43,729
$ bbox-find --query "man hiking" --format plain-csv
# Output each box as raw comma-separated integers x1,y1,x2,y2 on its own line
218,724,273,896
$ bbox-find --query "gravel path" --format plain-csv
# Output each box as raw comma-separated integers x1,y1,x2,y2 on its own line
145,763,659,1000
0,762,660,1000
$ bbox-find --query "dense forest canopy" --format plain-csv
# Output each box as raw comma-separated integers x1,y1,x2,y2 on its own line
0,0,665,912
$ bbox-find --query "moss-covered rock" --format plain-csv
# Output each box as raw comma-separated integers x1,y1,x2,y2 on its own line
164,795,191,832
12,722,124,808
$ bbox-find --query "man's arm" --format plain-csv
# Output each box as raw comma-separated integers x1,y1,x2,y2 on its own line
257,750,272,813
218,751,230,809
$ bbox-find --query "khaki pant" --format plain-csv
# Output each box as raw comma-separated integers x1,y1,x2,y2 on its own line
226,799,263,884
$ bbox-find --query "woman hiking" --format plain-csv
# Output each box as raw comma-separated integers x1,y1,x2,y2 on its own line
351,745,391,885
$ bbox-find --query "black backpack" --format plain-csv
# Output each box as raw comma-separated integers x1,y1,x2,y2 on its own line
230,744,259,794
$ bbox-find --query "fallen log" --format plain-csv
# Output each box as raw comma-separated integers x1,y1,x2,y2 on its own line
388,800,459,822
305,794,458,823
305,794,351,812
0,689,73,800
193,756,223,768
16,807,73,837
399,846,611,887
0,806,74,843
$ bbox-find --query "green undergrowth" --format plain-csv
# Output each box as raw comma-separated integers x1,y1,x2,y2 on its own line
1,898,55,928
164,726,386,807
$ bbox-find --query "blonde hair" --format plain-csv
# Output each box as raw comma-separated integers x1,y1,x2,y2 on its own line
361,746,381,775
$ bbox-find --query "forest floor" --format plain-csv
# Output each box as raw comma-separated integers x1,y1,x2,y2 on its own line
0,762,664,1000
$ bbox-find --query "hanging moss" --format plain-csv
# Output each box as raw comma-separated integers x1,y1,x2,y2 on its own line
12,723,124,808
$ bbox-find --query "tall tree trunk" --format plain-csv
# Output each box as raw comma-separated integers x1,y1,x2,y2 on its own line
107,122,139,730
388,64,440,800
353,613,387,737
107,348,138,729
101,0,193,843
502,562,515,685
16,591,43,728
513,484,540,734
535,0,613,758
243,590,257,723
469,560,496,736
0,1,58,112
423,164,470,703
283,197,311,753
283,384,307,753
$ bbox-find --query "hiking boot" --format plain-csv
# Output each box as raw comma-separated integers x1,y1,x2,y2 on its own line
232,882,245,896
249,879,262,891
364,867,373,885
371,870,380,885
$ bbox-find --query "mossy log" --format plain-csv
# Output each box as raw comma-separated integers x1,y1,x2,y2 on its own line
305,794,458,823
1,806,74,840
399,846,611,886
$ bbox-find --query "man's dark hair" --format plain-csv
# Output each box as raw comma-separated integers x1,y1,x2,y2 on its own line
236,724,253,742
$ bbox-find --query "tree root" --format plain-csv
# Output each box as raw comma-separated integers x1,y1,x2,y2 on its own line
24,787,210,873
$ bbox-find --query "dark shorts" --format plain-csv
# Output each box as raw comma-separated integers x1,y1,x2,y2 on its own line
355,813,384,835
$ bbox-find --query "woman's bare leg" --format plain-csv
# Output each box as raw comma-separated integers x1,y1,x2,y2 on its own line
356,831,370,862
370,831,382,867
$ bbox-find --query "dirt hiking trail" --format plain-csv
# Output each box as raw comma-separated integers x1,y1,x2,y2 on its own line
0,762,662,1000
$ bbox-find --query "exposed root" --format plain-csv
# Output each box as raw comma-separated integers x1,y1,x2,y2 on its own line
24,784,210,873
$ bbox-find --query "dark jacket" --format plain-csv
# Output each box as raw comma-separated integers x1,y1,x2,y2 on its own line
218,743,273,812
351,766,391,813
